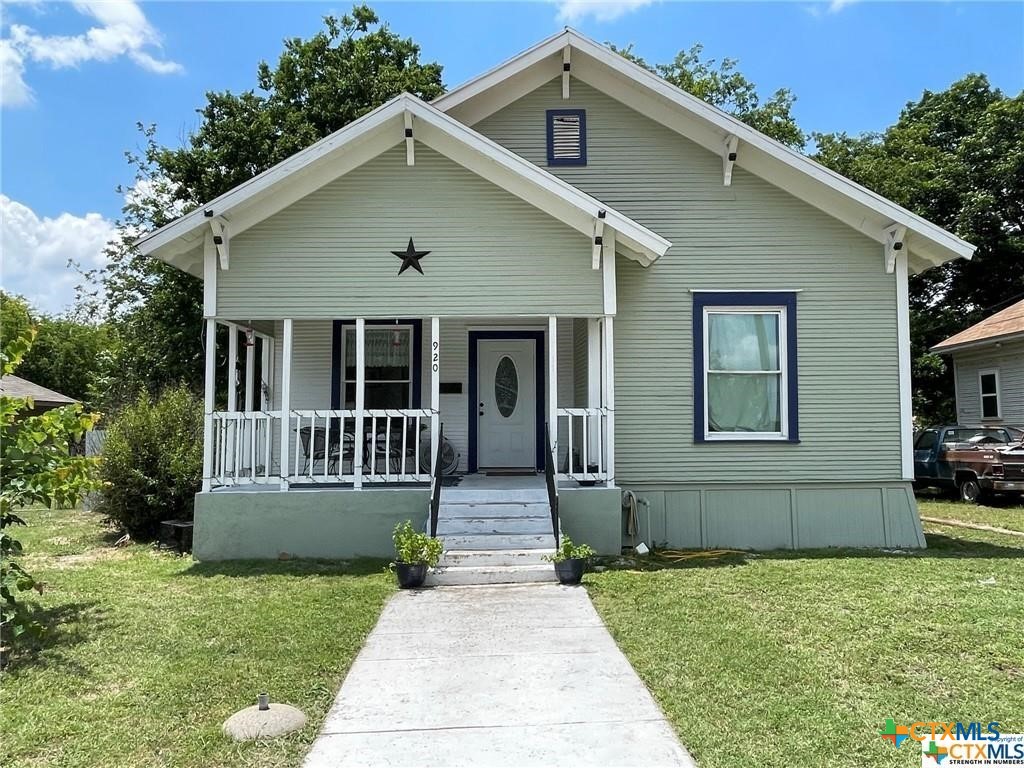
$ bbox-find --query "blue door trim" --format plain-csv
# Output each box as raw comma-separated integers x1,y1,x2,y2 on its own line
331,319,423,409
468,330,545,472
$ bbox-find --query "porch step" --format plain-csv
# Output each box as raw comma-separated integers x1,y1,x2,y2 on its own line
438,548,555,568
436,516,551,536
440,488,549,505
441,533,556,551
439,502,550,518
425,563,557,586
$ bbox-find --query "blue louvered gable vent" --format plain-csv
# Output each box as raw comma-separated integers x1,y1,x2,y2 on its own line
546,109,587,166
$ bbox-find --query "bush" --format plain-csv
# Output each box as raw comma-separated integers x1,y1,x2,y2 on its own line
98,386,203,538
392,520,443,566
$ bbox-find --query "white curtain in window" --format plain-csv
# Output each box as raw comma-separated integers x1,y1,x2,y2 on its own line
707,313,782,433
345,328,411,370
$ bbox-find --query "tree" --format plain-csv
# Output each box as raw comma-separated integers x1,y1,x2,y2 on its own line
1,328,101,646
91,7,444,407
814,76,1024,422
613,43,806,148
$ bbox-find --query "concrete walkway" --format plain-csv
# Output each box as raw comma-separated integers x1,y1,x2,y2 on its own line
304,584,696,768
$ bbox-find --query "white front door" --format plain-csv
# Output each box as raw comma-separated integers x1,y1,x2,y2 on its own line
477,339,537,468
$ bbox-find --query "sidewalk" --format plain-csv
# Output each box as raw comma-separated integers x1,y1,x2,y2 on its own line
303,583,696,767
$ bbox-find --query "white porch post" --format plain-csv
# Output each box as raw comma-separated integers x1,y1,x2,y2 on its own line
202,318,216,492
244,331,255,411
278,318,293,490
226,323,238,478
430,317,440,476
587,318,601,458
602,316,615,484
548,316,558,466
260,337,271,409
353,318,365,489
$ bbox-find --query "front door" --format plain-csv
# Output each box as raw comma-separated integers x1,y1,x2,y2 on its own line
477,339,537,468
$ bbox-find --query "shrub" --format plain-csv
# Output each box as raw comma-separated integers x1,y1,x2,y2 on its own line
392,520,443,566
98,386,203,538
544,535,595,563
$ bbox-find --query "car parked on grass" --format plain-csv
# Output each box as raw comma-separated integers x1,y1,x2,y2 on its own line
914,425,1024,503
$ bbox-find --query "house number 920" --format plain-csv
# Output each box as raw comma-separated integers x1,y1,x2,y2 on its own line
432,341,439,373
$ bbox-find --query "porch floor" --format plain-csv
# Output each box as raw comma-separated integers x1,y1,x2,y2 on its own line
209,473,607,492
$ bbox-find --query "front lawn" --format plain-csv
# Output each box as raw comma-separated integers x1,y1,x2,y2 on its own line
587,499,1024,768
916,495,1024,533
1,507,393,768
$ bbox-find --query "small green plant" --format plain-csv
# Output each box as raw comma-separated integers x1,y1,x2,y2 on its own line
544,534,595,563
392,520,442,566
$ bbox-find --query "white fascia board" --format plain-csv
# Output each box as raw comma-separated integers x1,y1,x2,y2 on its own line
436,27,975,273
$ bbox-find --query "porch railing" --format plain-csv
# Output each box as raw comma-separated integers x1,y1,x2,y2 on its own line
207,408,434,487
555,407,609,483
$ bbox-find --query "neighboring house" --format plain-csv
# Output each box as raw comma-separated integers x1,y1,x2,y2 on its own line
932,298,1024,428
0,375,77,417
137,29,975,563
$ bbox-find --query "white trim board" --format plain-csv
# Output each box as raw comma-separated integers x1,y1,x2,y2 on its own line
433,28,975,275
136,94,671,276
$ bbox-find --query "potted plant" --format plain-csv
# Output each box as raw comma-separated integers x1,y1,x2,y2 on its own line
392,520,443,589
544,535,596,585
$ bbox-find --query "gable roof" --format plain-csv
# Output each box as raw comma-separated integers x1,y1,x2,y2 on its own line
135,93,671,275
0,375,77,407
932,299,1024,353
433,28,976,275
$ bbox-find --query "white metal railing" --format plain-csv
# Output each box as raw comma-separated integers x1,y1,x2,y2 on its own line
556,407,609,482
210,411,281,486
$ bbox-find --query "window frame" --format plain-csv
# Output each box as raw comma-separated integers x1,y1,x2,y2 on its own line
331,320,423,410
978,368,1001,420
693,291,799,443
546,108,587,167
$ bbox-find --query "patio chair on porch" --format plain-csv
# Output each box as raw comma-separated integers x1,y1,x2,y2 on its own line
297,426,350,475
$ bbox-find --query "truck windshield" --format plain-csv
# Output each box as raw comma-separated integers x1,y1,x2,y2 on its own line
943,428,1007,444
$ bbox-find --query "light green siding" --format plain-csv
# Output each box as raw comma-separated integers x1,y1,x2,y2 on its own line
952,339,1024,426
476,78,903,485
218,145,599,319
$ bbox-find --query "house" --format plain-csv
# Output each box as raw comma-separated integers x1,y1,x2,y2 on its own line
136,29,975,567
0,375,77,417
932,298,1024,428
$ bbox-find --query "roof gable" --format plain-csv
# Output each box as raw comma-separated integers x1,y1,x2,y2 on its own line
136,93,670,275
933,299,1024,353
0,375,77,406
433,29,975,275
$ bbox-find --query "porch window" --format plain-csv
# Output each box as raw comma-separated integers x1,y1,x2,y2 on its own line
342,326,413,408
979,369,1000,419
693,292,799,442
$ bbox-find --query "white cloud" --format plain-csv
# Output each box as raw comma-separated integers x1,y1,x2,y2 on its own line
1,0,181,108
554,0,654,23
805,0,859,16
0,194,116,314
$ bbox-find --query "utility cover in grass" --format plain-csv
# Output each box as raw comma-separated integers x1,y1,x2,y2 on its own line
223,702,306,741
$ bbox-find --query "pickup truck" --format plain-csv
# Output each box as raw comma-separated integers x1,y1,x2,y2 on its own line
914,425,1024,503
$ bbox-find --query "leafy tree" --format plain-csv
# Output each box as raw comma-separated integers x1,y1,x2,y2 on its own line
1,328,101,646
90,7,444,407
814,76,1024,422
613,43,805,148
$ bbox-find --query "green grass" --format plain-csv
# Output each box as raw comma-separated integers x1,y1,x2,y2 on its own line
916,495,1024,533
1,507,394,768
587,500,1024,768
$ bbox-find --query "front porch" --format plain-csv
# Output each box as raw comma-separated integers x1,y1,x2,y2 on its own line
201,315,618,493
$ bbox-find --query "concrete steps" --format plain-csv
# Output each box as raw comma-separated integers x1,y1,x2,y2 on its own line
436,516,550,536
425,563,556,586
438,548,555,568
441,533,555,551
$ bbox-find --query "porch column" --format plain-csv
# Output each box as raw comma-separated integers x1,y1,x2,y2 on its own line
226,323,238,478
430,317,440,477
202,318,216,493
602,316,615,483
244,330,255,411
587,318,601,458
548,316,558,465
353,318,365,489
278,318,293,490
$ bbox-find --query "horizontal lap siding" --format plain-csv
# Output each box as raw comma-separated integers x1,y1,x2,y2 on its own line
218,145,599,318
953,340,1024,425
477,79,902,483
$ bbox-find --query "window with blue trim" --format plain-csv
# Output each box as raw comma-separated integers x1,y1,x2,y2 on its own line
693,292,799,442
546,109,587,166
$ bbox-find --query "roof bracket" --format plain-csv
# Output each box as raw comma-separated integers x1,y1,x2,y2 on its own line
562,46,571,99
592,210,606,270
723,134,739,186
884,223,907,273
210,217,229,270
404,112,415,166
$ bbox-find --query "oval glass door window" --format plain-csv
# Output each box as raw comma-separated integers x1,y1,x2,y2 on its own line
494,356,519,418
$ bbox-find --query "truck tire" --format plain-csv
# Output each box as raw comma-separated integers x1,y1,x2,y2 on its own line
959,477,982,504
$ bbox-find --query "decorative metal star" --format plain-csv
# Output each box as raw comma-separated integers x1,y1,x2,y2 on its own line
391,238,430,275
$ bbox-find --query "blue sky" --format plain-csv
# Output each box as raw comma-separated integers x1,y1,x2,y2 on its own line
2,1,1022,313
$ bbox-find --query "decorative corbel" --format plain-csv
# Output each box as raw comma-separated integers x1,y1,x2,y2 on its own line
592,210,606,270
562,46,571,100
723,134,739,186
884,223,907,273
209,217,229,270
404,111,415,166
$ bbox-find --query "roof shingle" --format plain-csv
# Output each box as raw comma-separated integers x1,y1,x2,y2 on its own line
932,298,1024,352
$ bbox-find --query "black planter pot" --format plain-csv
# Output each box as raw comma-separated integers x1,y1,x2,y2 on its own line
553,558,586,585
395,562,428,589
